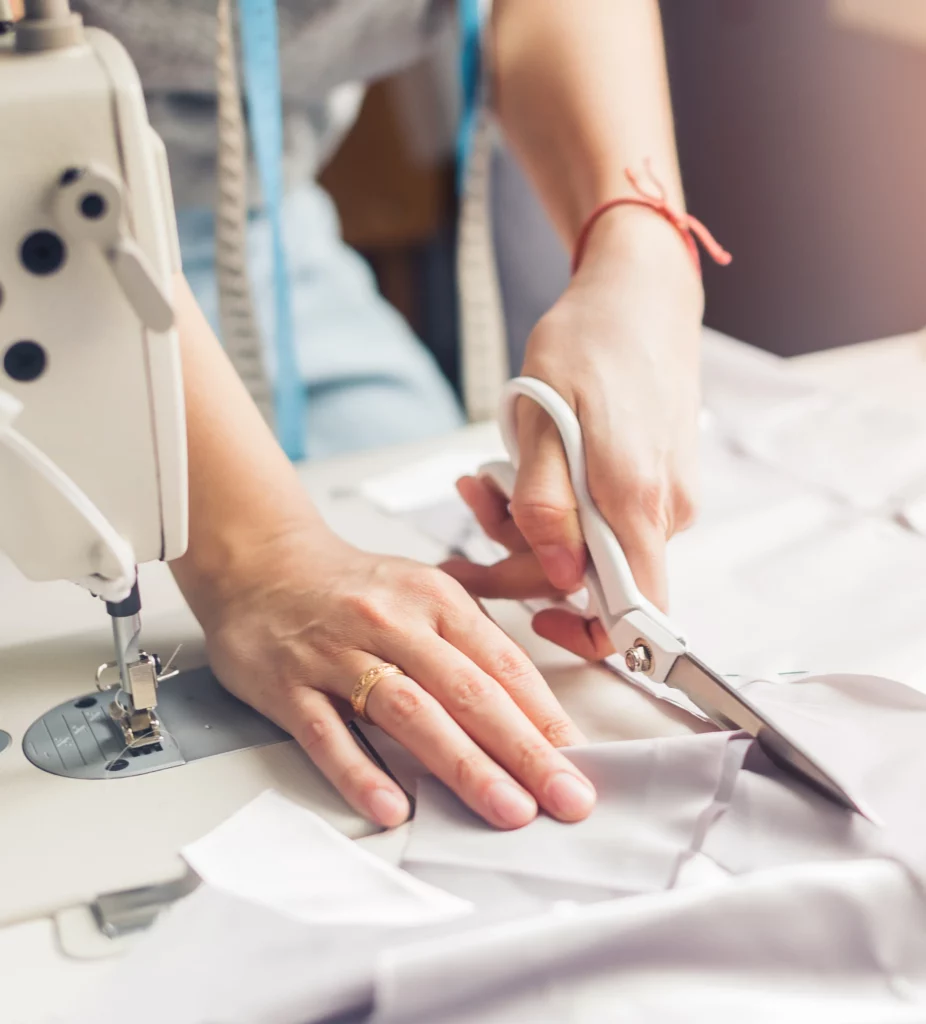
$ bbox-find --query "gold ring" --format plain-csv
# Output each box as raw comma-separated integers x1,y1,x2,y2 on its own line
350,663,404,723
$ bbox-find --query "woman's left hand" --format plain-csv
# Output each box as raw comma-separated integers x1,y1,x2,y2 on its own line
442,209,704,660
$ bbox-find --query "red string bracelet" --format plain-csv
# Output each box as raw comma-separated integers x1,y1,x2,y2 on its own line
571,161,732,276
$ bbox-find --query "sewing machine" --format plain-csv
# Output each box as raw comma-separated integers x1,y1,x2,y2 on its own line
0,0,187,763
0,1,304,800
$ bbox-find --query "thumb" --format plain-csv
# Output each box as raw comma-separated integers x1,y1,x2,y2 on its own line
509,400,586,592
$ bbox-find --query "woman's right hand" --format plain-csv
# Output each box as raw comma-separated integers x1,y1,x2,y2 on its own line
185,524,597,830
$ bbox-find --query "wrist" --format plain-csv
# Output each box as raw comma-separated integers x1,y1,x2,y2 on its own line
172,502,337,630
576,203,706,314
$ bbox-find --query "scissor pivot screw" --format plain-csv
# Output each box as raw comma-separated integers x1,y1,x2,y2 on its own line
625,642,654,675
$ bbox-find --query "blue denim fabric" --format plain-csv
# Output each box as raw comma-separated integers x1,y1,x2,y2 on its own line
177,183,464,459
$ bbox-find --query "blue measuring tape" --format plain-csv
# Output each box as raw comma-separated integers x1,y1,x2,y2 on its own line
457,0,485,187
235,0,484,455
237,0,306,461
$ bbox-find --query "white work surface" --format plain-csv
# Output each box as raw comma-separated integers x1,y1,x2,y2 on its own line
2,329,926,1022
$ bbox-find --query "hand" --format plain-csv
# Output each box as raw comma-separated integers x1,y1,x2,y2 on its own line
443,208,704,659
191,525,596,830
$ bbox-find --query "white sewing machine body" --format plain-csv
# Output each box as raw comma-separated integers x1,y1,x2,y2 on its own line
0,24,187,596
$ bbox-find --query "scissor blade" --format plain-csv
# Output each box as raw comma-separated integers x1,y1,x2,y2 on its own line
665,653,878,822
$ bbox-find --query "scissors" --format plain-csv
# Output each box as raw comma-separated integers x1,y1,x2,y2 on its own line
478,376,875,822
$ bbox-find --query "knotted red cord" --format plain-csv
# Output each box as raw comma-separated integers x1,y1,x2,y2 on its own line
571,160,732,276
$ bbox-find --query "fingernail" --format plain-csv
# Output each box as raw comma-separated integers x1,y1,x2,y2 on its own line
367,788,409,827
486,780,537,829
544,772,596,821
535,545,583,590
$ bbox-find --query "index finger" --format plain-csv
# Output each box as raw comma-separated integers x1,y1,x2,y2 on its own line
440,550,567,601
456,475,529,553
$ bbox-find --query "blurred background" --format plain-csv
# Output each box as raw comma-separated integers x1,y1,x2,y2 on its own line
319,0,926,398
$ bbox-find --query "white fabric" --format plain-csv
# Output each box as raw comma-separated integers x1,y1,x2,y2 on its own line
402,733,745,895
181,789,471,926
64,886,385,1024
66,675,926,1024
64,334,926,1023
374,861,926,1024
729,674,926,876
701,331,926,511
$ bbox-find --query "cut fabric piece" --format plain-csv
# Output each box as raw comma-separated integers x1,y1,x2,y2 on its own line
738,674,926,877
374,860,926,1024
703,743,886,875
182,789,472,926
402,733,748,895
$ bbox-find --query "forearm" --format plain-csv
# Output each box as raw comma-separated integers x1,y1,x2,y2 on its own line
491,0,685,250
170,277,327,620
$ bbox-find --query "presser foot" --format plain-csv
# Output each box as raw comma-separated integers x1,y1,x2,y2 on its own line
107,698,163,751
95,648,179,752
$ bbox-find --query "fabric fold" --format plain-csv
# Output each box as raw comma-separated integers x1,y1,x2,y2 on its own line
402,732,742,896
374,861,926,1024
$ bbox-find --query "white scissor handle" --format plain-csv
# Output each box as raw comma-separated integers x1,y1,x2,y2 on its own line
480,377,682,643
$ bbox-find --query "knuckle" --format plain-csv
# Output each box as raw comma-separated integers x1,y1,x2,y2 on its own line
408,567,455,608
636,477,670,530
344,590,395,632
311,629,347,661
379,680,425,725
673,484,699,532
538,716,574,748
601,474,669,534
444,671,490,714
510,497,572,541
299,713,336,754
513,737,553,777
338,759,377,796
453,751,484,790
490,648,536,696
